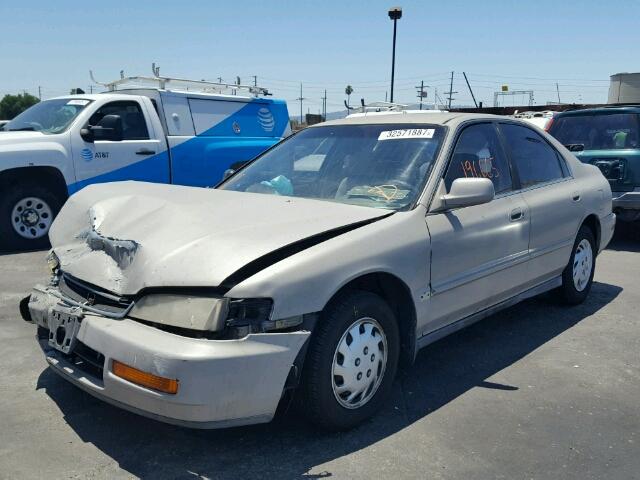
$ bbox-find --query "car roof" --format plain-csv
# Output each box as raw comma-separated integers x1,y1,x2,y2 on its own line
554,105,640,117
313,112,509,129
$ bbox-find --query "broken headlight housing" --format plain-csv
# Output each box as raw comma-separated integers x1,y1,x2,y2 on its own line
224,298,303,337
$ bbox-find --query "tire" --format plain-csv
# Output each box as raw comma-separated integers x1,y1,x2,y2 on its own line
0,182,63,251
556,225,596,305
301,290,400,431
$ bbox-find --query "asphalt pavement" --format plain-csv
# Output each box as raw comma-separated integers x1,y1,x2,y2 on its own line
0,228,638,479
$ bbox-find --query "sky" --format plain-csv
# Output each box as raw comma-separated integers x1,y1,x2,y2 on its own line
1,0,639,113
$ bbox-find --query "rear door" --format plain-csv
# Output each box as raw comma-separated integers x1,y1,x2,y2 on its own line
71,99,167,191
498,122,582,284
426,122,531,332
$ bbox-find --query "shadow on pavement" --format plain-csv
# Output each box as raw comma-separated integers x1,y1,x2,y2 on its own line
36,281,622,479
607,222,640,252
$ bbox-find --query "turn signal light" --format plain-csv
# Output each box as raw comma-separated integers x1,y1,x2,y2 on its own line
112,360,179,394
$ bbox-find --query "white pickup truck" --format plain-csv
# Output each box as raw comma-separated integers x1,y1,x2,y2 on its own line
0,76,290,250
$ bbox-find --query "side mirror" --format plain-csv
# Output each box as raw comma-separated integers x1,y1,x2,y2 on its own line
441,178,495,210
80,128,94,142
88,114,123,142
223,160,249,180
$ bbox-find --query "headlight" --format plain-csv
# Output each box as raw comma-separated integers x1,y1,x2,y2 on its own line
129,294,229,332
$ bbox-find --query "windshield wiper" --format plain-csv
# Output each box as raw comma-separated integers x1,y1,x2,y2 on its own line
8,127,36,132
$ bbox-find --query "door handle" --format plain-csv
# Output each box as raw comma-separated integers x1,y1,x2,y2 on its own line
510,208,524,221
572,192,581,202
136,149,156,156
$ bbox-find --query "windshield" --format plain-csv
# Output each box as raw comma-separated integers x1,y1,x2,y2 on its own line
220,124,445,210
4,98,91,134
549,113,640,150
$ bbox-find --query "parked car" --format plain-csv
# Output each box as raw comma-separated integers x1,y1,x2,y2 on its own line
0,120,9,131
22,112,614,431
513,110,556,130
0,76,290,250
547,106,640,222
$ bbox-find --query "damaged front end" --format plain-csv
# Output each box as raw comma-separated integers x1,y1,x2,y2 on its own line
24,246,312,428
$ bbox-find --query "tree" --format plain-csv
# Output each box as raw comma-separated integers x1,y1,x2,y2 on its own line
0,93,40,120
345,85,354,109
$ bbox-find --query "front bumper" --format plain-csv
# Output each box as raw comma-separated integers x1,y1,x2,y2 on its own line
612,190,640,211
28,286,310,429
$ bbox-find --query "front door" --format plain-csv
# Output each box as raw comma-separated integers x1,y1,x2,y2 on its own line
425,122,531,334
70,100,167,192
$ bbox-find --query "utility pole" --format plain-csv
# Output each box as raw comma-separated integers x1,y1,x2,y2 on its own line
556,82,561,104
296,83,305,124
89,85,93,94
388,7,402,103
38,86,42,100
462,72,478,108
445,71,457,109
415,80,427,110
217,77,223,83
252,75,257,87
321,89,327,120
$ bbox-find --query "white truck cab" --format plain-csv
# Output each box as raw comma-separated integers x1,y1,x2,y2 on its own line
0,72,290,250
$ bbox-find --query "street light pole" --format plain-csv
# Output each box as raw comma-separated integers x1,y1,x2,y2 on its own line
388,7,402,103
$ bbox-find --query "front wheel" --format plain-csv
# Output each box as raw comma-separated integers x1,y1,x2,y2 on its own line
0,183,62,251
301,290,400,431
556,225,596,305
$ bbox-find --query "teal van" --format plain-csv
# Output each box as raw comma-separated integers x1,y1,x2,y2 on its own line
548,106,640,222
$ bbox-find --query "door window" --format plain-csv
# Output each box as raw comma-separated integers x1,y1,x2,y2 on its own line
444,123,513,194
88,101,149,140
500,123,564,188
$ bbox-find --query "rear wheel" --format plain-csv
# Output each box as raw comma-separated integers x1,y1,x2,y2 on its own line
556,225,596,305
301,290,399,431
0,183,62,251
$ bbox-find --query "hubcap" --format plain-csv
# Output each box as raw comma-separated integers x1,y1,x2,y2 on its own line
332,317,388,410
572,238,593,292
11,197,53,240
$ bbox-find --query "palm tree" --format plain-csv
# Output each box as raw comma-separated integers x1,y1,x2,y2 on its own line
345,85,354,109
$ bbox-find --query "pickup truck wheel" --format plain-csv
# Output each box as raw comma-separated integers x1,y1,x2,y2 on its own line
0,183,62,251
556,225,596,305
301,290,399,431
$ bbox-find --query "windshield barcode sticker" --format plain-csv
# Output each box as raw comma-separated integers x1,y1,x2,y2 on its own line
66,99,90,106
378,128,435,141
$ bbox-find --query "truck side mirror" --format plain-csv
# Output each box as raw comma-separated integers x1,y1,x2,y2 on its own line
80,128,94,143
88,114,123,142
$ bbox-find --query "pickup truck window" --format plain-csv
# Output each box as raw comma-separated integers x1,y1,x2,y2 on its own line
549,113,640,150
220,124,445,210
4,98,90,134
88,101,149,141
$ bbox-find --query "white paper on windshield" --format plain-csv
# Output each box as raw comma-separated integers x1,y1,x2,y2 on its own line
66,99,90,106
378,128,435,141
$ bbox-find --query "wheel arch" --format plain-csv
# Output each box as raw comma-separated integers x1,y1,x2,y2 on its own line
581,213,601,252
0,166,68,201
323,272,418,368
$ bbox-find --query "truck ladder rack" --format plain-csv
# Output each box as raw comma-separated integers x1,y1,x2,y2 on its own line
90,64,271,96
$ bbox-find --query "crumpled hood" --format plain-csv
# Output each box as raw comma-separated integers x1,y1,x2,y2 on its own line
50,181,390,295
